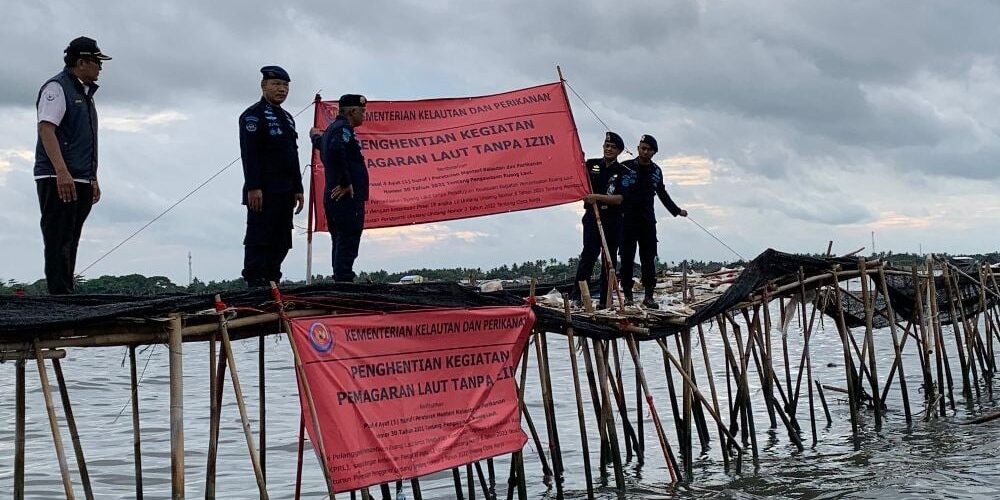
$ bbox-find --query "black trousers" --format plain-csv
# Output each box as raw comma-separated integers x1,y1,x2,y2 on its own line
572,213,622,305
324,195,365,282
242,191,296,286
37,178,93,295
619,221,658,299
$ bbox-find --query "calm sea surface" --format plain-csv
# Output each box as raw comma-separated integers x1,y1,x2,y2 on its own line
2,308,999,499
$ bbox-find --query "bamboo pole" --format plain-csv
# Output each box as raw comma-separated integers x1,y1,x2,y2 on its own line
814,380,833,425
657,339,744,455
608,340,636,462
592,339,626,495
260,324,267,482
660,336,685,454
206,340,227,498
52,358,95,500
877,264,912,425
127,346,144,500
272,286,337,499
829,270,861,436
580,338,610,480
941,264,972,399
208,314,217,491
218,310,269,498
797,268,819,445
167,314,185,500
681,328,694,477
726,313,759,465
858,259,883,430
927,259,954,413
912,266,938,419
697,324,731,470
624,335,678,484
947,265,986,399
35,341,76,499
452,468,464,499
533,327,564,496
295,414,305,500
14,358,25,500
635,339,644,463
562,297,594,498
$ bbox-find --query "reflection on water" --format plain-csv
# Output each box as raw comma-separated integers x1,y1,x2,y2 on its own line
1,315,998,499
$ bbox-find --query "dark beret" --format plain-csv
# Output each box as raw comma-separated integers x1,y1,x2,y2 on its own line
339,94,368,107
640,134,658,152
604,131,624,151
260,65,290,82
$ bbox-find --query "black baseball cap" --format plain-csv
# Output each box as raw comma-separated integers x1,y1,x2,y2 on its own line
65,36,111,61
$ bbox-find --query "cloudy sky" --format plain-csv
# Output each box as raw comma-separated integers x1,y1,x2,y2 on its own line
3,1,1000,284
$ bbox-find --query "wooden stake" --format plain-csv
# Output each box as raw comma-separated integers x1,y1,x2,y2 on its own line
877,264,912,425
858,258,883,430
533,327,564,496
127,346,144,500
218,310,269,498
167,314,185,500
941,264,972,399
797,268,819,444
592,340,626,494
14,359,25,500
260,324,267,482
829,270,860,436
206,340,227,499
35,341,76,499
272,285,337,499
52,358,95,500
563,297,594,498
927,259,954,414
624,336,678,484
697,324,731,470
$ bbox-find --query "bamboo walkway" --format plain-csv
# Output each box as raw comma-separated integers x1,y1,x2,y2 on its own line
2,255,998,499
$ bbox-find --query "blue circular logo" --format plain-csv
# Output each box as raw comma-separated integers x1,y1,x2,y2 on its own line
308,322,334,353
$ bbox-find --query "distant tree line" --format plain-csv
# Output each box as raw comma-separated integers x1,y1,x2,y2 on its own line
3,251,996,296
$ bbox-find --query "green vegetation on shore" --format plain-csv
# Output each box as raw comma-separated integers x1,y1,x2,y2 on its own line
3,251,995,296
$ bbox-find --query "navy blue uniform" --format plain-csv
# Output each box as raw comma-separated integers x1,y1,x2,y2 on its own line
313,115,368,282
239,98,303,286
572,158,630,306
618,159,683,301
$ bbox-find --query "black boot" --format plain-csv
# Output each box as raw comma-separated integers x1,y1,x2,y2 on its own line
623,292,634,306
642,295,659,309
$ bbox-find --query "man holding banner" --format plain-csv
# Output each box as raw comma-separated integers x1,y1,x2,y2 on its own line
619,134,687,308
311,94,368,282
571,131,629,308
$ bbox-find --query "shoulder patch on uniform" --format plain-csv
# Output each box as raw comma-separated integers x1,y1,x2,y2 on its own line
244,116,258,132
341,128,352,142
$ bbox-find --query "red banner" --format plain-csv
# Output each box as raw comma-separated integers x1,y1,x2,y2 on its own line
289,306,534,491
310,82,589,231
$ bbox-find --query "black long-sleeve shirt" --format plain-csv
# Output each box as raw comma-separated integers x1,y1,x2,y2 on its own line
238,98,303,203
312,115,369,201
620,159,682,224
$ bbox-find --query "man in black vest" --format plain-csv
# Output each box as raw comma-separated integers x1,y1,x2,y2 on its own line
239,66,305,287
619,134,688,308
310,94,368,282
571,131,631,308
34,37,111,294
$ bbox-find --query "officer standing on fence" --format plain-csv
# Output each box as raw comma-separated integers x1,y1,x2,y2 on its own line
570,131,630,308
34,36,112,294
311,94,368,282
238,65,304,287
619,134,687,308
